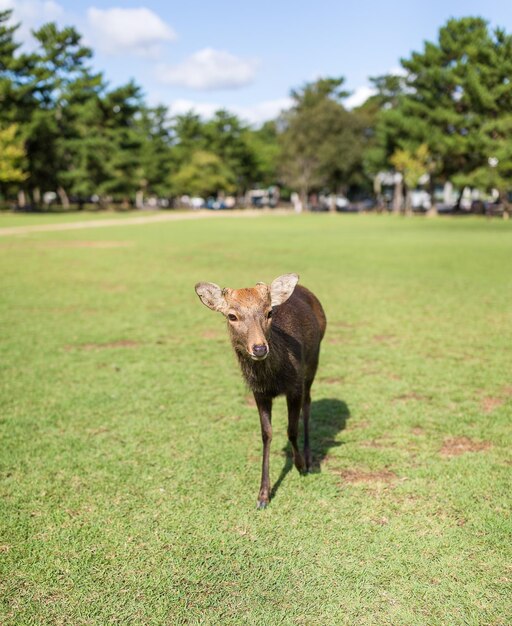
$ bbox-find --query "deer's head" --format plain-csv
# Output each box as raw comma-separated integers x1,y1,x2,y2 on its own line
195,274,299,360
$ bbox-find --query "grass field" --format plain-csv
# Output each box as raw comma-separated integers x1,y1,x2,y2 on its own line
1,213,511,625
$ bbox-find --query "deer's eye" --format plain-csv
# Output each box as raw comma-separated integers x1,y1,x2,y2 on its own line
267,310,273,319
228,313,238,322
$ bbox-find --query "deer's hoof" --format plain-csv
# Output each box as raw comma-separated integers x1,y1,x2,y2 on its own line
257,500,269,510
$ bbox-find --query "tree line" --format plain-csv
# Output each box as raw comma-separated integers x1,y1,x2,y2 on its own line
1,10,511,212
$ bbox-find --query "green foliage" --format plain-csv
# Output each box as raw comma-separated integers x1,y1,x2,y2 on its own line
0,123,27,183
390,144,432,189
279,77,367,199
202,110,258,193
373,17,512,198
171,150,236,196
171,110,271,195
244,120,280,187
136,106,175,198
0,213,511,624
3,12,512,207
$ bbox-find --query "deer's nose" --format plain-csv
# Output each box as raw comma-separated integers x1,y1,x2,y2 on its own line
252,344,268,358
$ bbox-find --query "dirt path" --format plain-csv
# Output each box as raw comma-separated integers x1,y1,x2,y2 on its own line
0,209,292,237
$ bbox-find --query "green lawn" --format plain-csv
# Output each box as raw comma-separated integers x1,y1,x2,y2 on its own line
1,214,511,625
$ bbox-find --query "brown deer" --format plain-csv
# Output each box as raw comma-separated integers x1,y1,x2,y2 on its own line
195,274,326,508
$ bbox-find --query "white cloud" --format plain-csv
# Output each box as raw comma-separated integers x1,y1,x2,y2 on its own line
86,7,176,58
157,48,258,90
167,96,292,126
169,99,221,119
344,85,377,109
0,0,64,43
233,97,292,124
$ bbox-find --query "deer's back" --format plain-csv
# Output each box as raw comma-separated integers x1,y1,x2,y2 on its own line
273,284,326,344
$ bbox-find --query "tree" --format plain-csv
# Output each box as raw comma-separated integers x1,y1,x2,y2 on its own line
0,9,33,124
278,77,366,206
97,81,145,205
0,123,27,188
244,120,279,187
25,23,104,207
373,17,512,208
171,151,236,198
136,106,175,202
171,112,207,166
390,144,433,214
203,110,257,194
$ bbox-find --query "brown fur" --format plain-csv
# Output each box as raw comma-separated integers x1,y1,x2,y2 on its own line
195,275,326,508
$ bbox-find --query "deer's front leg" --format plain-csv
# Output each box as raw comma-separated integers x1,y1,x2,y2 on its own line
254,393,272,509
287,393,306,473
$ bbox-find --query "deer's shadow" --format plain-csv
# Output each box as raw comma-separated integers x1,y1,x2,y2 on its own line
270,398,350,500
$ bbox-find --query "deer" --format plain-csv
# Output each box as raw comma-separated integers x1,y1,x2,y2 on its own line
195,274,327,508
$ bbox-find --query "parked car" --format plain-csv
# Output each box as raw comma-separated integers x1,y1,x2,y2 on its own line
411,190,432,212
190,197,205,209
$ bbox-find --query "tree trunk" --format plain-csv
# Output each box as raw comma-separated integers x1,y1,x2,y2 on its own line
17,189,26,209
501,190,510,220
33,187,41,208
426,178,437,217
299,187,308,212
404,188,413,216
135,190,144,210
392,179,403,214
454,187,464,211
57,186,70,210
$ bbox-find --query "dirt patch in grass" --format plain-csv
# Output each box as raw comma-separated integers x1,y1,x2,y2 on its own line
245,395,256,407
360,438,390,449
347,419,370,431
320,376,345,385
66,339,140,351
480,386,512,413
328,337,349,345
101,283,128,293
393,392,431,403
440,436,492,457
59,240,132,248
32,240,132,249
411,426,425,436
373,334,397,344
481,397,505,413
331,321,358,329
335,468,398,484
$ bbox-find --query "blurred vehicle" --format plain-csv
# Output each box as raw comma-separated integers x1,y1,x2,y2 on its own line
205,195,236,210
190,197,205,209
246,186,279,208
411,190,431,212
316,194,349,211
471,199,504,216
359,198,377,211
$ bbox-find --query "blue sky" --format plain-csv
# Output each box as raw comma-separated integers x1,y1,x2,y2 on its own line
2,0,512,124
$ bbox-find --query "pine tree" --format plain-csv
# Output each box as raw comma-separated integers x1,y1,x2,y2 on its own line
278,77,365,207
374,17,512,208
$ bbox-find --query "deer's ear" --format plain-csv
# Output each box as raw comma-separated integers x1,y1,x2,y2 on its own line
270,273,299,307
195,282,229,314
